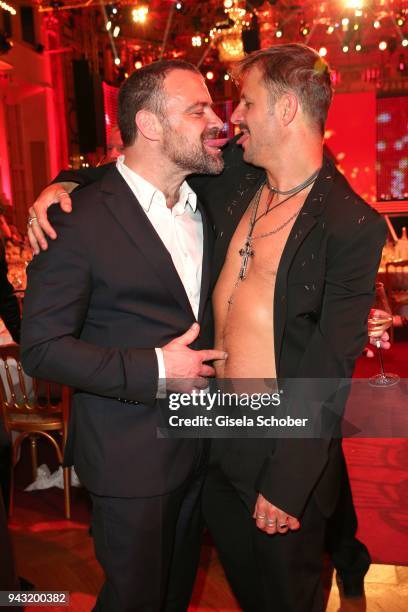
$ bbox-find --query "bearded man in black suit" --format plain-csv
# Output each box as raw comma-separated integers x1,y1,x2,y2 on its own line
21,60,227,611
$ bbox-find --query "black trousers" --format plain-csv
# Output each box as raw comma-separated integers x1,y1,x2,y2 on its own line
325,451,371,580
91,444,207,612
202,467,326,612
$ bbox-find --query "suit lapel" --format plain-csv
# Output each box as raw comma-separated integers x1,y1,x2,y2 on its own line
197,199,212,323
100,166,195,318
274,157,336,375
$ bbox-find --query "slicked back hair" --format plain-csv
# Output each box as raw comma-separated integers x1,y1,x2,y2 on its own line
118,59,201,147
234,43,333,135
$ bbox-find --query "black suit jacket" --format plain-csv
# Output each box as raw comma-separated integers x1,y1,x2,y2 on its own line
21,166,214,497
190,144,387,518
53,146,387,518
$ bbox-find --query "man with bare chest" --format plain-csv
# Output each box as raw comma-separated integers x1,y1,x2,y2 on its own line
198,45,386,612
27,46,386,611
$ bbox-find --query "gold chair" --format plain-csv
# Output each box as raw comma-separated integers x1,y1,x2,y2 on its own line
0,344,71,519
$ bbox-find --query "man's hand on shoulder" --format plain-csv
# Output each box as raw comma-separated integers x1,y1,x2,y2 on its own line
28,182,76,254
253,493,300,535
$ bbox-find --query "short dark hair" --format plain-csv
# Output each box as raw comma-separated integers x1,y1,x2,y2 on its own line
234,43,333,135
118,60,201,147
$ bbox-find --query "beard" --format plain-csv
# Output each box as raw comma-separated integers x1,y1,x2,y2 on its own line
162,124,224,175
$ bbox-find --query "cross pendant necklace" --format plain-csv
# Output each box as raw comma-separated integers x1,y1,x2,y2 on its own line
238,241,254,280
237,182,272,281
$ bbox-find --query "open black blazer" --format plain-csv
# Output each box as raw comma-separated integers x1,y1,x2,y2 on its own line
190,143,387,518
21,166,214,497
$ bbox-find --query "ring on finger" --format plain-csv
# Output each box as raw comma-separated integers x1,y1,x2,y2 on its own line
27,216,38,227
256,514,266,520
266,519,276,526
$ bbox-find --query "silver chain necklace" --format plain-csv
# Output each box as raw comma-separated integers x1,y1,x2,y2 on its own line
236,168,320,283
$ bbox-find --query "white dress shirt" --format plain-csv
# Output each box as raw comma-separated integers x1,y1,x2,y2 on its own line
116,156,203,387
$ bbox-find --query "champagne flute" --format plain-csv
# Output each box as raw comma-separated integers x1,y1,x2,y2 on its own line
368,283,399,387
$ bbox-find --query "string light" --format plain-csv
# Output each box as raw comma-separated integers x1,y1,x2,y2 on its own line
224,0,233,8
175,2,183,10
402,39,408,48
319,47,327,57
355,42,362,51
134,60,143,69
224,73,230,81
275,29,283,38
113,25,120,38
342,45,349,53
206,71,214,80
114,57,121,66
327,25,335,34
0,2,16,15
379,40,387,51
106,20,112,31
373,20,381,29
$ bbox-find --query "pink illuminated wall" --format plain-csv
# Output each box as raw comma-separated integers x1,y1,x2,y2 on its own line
326,91,377,204
376,96,408,201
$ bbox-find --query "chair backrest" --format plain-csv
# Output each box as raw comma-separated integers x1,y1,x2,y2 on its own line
0,344,70,421
385,260,408,292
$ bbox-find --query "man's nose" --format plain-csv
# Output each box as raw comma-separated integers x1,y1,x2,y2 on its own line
230,103,243,125
208,108,224,130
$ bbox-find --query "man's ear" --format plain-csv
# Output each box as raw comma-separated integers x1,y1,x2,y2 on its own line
278,93,298,127
135,110,161,141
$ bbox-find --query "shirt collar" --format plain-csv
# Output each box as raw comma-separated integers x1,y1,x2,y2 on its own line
117,155,197,213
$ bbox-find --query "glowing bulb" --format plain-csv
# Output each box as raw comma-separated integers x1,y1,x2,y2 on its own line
224,0,233,8
342,18,349,26
397,17,405,27
319,47,327,57
114,57,121,66
402,39,408,48
355,43,362,51
342,45,349,53
302,27,309,36
224,74,230,81
0,1,17,14
354,24,359,31
176,2,182,9
373,20,381,29
134,61,143,69
379,40,387,51
275,30,283,38
112,7,118,14
132,6,149,24
327,25,335,34
192,35,202,47
206,71,214,80
106,20,112,31
113,25,120,38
